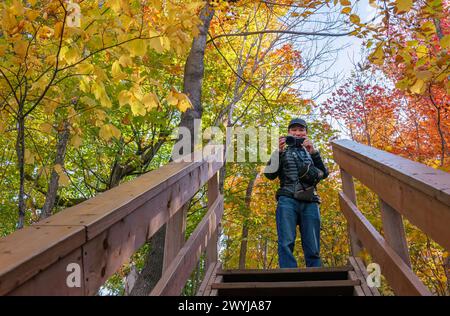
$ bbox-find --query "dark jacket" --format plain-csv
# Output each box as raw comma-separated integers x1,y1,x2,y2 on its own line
263,146,329,202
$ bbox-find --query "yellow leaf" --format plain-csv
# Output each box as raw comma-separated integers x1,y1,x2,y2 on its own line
161,36,171,51
175,93,192,112
79,78,90,93
341,7,352,14
25,9,39,21
76,63,94,74
24,149,34,164
166,91,178,106
349,14,360,24
92,81,106,101
60,45,80,64
142,93,159,111
111,60,126,81
0,45,6,57
108,0,122,13
395,0,412,13
130,99,146,116
369,43,384,65
54,22,63,39
40,122,53,134
94,67,108,81
119,55,133,67
118,90,132,107
10,0,24,16
416,45,428,58
99,124,121,141
14,40,27,58
149,37,164,54
416,70,432,81
59,173,70,186
54,163,63,174
340,0,351,6
100,95,112,108
54,164,69,186
129,39,147,56
440,35,450,49
420,21,435,34
369,0,378,8
71,134,82,148
80,96,96,107
410,79,424,94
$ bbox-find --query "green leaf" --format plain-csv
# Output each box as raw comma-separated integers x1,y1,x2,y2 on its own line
395,0,413,13
440,35,450,49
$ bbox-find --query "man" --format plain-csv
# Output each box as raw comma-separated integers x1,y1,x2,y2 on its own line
264,118,328,268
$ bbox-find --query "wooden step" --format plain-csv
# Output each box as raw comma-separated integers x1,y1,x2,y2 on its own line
211,280,360,296
218,266,352,283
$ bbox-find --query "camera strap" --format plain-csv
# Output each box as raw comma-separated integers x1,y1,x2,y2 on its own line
292,150,311,190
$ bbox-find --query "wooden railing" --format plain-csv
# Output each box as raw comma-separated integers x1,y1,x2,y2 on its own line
0,145,224,295
332,139,450,296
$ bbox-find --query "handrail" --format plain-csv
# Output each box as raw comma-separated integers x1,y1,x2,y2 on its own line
0,145,224,295
332,139,450,295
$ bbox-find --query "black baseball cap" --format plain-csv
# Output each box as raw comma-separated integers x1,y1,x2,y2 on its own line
288,118,307,130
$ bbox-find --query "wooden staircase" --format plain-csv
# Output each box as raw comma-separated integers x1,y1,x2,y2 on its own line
198,257,380,296
1,140,448,296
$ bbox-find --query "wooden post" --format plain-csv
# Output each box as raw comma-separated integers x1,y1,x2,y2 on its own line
206,172,219,268
163,203,187,272
340,168,364,257
379,199,412,268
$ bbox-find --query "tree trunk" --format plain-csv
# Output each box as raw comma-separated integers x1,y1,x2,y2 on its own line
40,121,70,220
128,226,166,296
16,110,26,229
129,3,214,296
444,256,450,296
238,169,258,269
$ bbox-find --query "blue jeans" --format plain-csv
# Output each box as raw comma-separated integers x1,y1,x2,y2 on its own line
276,195,322,268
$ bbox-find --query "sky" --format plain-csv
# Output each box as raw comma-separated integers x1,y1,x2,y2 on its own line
294,0,381,135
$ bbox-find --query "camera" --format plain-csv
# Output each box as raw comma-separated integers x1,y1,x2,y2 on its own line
285,135,305,147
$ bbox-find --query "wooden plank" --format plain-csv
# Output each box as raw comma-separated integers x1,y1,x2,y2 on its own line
210,274,223,296
81,201,152,295
7,248,84,296
150,195,224,296
206,172,219,267
332,140,450,206
332,141,450,251
348,271,365,296
354,257,380,296
205,263,221,296
196,262,217,296
211,280,360,289
379,199,411,267
340,168,364,256
213,279,356,296
219,266,352,275
348,257,373,296
34,151,222,240
0,225,86,295
219,267,352,283
163,202,187,272
339,192,431,295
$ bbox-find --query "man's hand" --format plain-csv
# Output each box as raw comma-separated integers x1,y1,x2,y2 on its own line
303,138,317,154
279,136,286,152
